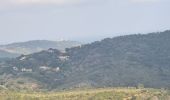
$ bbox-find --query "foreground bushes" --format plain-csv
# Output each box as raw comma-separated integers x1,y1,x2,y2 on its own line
0,88,170,100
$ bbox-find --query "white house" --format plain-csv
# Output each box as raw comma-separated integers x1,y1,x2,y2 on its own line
12,67,18,71
21,68,32,72
39,66,50,70
58,56,69,61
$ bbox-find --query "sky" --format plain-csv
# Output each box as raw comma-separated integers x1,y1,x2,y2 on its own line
0,0,170,44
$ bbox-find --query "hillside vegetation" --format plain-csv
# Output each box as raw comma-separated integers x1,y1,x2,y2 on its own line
0,30,170,90
0,88,170,100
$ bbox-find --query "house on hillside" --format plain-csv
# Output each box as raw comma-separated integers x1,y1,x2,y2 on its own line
21,68,32,72
39,66,50,71
12,67,18,71
58,56,69,61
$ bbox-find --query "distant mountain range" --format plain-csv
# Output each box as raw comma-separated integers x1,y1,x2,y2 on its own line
0,50,19,58
0,30,170,90
0,40,81,58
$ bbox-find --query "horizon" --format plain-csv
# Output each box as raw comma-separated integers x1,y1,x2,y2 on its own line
0,29,169,45
0,0,170,44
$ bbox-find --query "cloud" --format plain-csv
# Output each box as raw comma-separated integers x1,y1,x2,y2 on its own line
0,0,83,6
15,0,79,4
0,0,167,6
0,0,168,10
129,0,167,3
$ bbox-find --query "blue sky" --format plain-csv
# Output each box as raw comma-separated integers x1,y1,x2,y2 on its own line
0,0,170,44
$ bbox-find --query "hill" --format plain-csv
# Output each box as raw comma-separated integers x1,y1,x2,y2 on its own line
0,50,19,58
0,30,170,90
0,40,81,58
62,30,170,89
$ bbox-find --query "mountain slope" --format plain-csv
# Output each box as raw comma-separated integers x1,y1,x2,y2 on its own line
63,30,170,89
1,30,170,90
0,40,81,58
0,50,19,58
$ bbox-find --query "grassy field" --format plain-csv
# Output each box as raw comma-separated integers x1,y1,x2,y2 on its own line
0,88,170,100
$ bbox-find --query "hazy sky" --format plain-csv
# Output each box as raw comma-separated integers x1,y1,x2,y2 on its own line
0,0,170,44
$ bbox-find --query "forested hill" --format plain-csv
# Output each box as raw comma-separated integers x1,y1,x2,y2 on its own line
63,30,170,89
0,40,81,58
0,30,170,90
